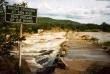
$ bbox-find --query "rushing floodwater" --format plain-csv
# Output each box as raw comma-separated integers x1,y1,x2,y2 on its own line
65,32,110,62
17,32,110,73
21,32,67,74
67,32,110,42
66,49,110,62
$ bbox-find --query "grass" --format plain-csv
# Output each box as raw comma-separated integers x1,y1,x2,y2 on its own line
0,56,32,74
85,62,110,74
102,41,110,46
86,63,103,74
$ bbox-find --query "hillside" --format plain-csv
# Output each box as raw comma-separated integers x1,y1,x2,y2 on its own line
37,17,81,26
37,17,110,32
37,17,81,31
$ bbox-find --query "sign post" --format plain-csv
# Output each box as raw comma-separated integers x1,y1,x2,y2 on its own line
5,5,37,24
5,5,37,68
19,23,23,67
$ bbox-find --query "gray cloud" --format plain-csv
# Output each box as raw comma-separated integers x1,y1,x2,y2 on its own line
6,0,110,24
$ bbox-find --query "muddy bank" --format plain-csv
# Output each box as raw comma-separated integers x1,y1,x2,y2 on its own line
55,31,110,74
62,31,110,62
54,59,110,74
66,31,110,42
0,56,32,74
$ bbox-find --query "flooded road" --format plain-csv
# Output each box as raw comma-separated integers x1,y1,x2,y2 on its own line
21,32,67,74
65,40,110,62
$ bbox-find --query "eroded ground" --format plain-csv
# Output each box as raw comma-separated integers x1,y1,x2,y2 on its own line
54,32,110,74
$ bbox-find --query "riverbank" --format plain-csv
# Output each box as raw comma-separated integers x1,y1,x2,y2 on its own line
54,31,110,74
54,59,110,74
0,56,32,74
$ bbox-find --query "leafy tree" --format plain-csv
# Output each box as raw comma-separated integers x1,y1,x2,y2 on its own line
13,1,28,7
100,22,110,32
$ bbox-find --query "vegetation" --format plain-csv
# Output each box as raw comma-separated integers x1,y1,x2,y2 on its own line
86,62,110,74
0,1,31,74
102,41,110,47
0,56,32,74
0,1,110,74
37,17,110,32
100,22,110,32
86,62,104,74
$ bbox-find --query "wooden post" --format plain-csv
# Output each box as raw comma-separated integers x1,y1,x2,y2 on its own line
19,23,23,68
19,0,23,68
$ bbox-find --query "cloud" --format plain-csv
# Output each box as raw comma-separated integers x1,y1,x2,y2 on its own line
6,0,110,24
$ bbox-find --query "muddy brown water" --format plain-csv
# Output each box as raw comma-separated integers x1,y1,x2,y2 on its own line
65,40,110,62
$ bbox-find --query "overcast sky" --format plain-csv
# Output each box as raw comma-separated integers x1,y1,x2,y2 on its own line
7,0,110,24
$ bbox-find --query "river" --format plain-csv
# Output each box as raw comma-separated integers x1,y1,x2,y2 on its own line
65,32,110,62
21,32,67,74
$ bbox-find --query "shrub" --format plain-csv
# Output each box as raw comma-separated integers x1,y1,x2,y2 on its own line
102,41,110,46
86,62,104,74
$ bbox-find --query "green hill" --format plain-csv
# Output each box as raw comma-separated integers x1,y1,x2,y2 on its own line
37,17,81,26
37,17,103,31
37,17,82,31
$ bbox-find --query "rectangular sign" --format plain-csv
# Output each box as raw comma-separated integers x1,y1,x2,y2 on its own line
5,5,37,24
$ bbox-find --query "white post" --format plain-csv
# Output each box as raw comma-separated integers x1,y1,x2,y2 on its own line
19,0,23,68
19,23,23,68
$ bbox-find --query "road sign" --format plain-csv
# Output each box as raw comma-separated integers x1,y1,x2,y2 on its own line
5,5,37,24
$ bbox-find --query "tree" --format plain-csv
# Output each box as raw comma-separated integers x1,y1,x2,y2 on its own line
0,0,4,20
101,22,110,32
13,1,28,7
